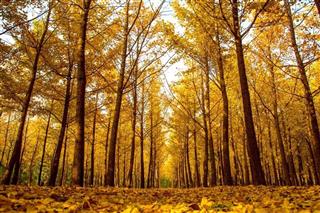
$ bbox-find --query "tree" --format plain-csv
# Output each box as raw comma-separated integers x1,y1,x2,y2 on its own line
72,0,92,186
2,1,53,184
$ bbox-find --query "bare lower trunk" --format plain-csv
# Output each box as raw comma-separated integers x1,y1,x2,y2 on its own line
104,118,111,186
193,102,201,187
128,59,138,188
216,33,232,185
59,125,68,186
38,109,52,185
89,93,98,186
29,131,40,185
140,82,145,188
48,63,72,186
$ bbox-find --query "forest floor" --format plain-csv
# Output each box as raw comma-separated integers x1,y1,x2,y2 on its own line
0,186,319,212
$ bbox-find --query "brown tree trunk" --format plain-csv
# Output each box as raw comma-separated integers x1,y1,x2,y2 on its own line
267,120,280,185
72,0,92,186
48,62,72,186
140,81,145,188
285,0,320,184
89,93,98,186
185,129,193,187
216,33,232,185
2,1,52,185
269,60,291,185
128,59,138,187
29,131,40,185
147,109,154,188
231,0,265,185
38,109,52,185
201,72,209,187
59,125,68,186
106,2,129,187
204,56,217,186
104,117,111,186
193,116,201,187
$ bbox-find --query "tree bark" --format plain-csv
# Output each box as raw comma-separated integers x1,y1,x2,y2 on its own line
216,32,232,185
147,109,154,188
140,81,145,188
128,48,138,188
38,108,52,185
106,1,129,187
72,0,91,186
201,72,209,187
29,131,40,185
48,62,72,186
104,117,111,186
89,93,98,186
59,125,68,186
185,129,193,187
231,0,265,185
193,101,201,187
204,56,217,186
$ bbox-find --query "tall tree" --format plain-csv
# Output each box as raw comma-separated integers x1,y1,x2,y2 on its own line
284,0,320,184
2,1,53,184
72,0,92,186
227,0,267,184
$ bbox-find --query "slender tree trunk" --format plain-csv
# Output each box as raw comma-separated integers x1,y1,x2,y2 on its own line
305,137,317,184
269,62,291,185
140,81,145,188
231,0,265,185
59,125,68,186
106,2,129,187
38,109,52,185
104,118,111,186
89,93,98,186
29,131,40,185
128,62,138,187
204,56,217,186
122,146,126,186
216,33,232,185
285,0,320,184
72,0,92,186
201,72,209,187
267,120,279,185
17,118,30,183
147,110,154,188
186,129,193,187
192,100,201,187
297,143,304,185
48,62,72,186
2,2,52,185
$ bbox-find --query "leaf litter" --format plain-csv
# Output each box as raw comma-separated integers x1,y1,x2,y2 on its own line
0,186,319,212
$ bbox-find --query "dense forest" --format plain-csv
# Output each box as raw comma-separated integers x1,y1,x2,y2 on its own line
0,0,319,192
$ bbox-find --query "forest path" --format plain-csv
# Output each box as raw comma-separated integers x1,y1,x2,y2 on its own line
0,185,319,212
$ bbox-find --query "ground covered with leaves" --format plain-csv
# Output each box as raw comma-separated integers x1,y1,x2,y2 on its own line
0,186,320,212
